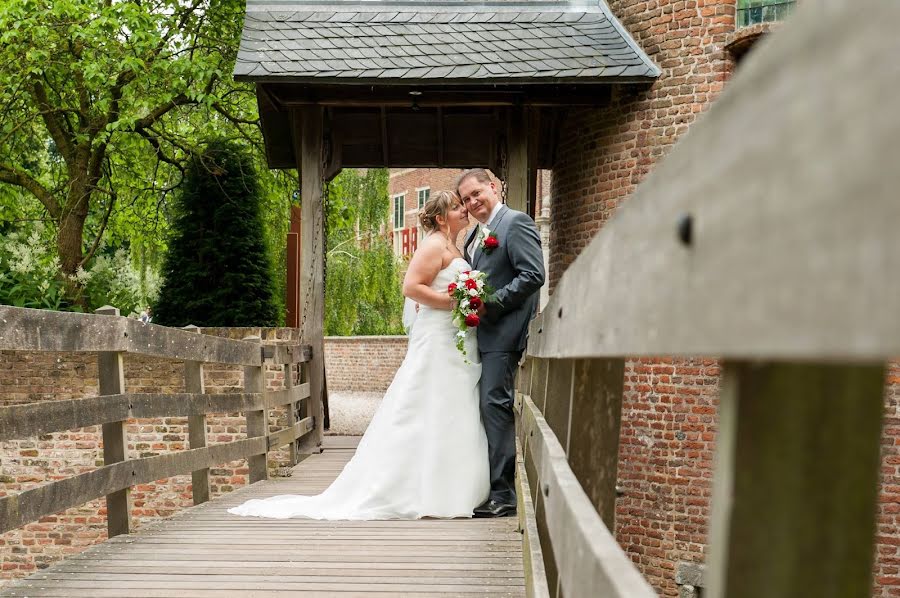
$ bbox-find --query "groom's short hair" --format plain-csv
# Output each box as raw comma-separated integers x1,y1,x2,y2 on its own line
456,168,493,193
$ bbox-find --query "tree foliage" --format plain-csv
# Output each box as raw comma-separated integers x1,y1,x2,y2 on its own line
324,169,404,336
0,0,257,304
153,139,278,327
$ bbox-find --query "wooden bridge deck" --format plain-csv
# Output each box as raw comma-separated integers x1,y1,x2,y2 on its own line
1,437,525,597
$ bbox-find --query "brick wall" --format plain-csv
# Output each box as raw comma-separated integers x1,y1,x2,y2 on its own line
0,327,299,587
324,335,408,392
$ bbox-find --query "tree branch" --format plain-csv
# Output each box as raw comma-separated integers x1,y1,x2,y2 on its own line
30,81,75,161
0,164,61,219
79,182,115,267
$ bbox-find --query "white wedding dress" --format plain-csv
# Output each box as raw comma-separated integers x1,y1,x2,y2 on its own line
228,257,489,520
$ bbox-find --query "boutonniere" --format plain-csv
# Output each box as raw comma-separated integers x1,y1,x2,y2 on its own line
480,228,500,254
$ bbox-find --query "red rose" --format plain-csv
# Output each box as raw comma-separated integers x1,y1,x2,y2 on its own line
448,282,457,293
483,235,500,249
465,313,480,327
469,296,483,309
464,278,478,290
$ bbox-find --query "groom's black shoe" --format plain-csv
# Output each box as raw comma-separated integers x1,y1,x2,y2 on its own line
473,500,516,518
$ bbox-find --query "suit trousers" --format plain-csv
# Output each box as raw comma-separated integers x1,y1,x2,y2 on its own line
479,350,521,504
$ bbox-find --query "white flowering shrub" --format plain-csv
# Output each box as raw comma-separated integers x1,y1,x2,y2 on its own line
0,224,159,315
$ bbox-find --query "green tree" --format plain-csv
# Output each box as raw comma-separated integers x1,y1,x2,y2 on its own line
324,169,404,336
153,139,278,327
0,0,255,303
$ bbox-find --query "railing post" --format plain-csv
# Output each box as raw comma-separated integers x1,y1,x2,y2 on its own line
568,358,625,531
184,325,210,504
94,306,131,537
707,362,885,598
284,361,299,466
242,335,268,483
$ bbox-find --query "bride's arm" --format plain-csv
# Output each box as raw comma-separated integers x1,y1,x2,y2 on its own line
402,237,454,310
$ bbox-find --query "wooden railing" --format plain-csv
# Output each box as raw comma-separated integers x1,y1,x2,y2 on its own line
0,305,317,538
514,1,899,597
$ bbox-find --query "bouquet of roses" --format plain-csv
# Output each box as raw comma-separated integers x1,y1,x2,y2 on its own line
448,269,493,361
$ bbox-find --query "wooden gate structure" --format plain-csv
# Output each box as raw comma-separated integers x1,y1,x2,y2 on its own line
1,0,899,596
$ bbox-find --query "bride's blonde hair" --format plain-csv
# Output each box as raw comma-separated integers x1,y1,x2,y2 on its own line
418,191,460,233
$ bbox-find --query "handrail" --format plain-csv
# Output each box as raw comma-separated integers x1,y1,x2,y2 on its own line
0,305,319,539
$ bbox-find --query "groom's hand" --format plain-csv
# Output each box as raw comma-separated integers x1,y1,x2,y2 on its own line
476,304,486,317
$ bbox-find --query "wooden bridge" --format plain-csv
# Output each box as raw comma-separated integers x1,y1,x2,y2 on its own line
2,1,900,597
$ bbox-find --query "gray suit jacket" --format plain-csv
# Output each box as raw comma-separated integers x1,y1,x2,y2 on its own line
465,205,545,353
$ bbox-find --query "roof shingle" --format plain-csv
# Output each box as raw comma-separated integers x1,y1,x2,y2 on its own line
235,1,659,83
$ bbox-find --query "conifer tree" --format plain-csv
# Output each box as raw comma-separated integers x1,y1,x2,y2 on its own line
154,140,278,327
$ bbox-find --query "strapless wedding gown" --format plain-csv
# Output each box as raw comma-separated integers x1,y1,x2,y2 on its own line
228,258,489,520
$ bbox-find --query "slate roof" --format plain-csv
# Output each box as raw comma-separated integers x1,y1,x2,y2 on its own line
235,1,660,84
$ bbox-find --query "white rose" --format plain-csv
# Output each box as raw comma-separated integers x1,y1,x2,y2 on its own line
459,273,469,281
468,288,478,297
470,270,480,277
460,299,469,308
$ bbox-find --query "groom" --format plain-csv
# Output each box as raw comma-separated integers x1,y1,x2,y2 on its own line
457,169,545,518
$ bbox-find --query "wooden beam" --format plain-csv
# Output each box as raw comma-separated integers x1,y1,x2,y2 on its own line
295,105,326,455
242,335,268,484
266,417,315,452
0,437,267,534
94,306,130,538
516,443,552,598
527,0,900,361
283,363,299,465
436,107,444,167
505,106,537,215
263,83,616,108
0,306,261,365
184,326,210,506
706,362,885,598
522,394,656,598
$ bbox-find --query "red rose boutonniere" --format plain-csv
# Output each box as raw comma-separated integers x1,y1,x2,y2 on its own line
481,227,500,254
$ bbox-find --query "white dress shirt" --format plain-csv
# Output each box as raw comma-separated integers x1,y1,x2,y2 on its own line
467,202,504,261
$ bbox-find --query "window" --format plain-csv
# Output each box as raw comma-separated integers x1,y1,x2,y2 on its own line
737,0,795,27
392,194,404,230
417,187,430,210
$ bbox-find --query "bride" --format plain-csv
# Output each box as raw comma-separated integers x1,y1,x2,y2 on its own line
228,191,489,520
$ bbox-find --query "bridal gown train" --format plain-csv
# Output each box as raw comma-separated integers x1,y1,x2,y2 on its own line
228,258,490,520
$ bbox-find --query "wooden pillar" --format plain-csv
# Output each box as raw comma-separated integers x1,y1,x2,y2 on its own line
286,205,302,328
294,105,326,454
184,325,209,504
242,335,268,483
94,306,131,537
707,362,885,598
506,106,539,217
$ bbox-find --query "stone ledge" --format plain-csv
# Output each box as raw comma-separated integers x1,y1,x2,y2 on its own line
725,22,783,60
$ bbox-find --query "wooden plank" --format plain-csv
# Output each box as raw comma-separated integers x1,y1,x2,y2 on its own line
527,0,900,361
265,383,310,408
567,358,624,530
706,362,885,598
505,106,536,215
523,394,656,598
0,437,267,533
542,359,574,452
263,343,312,364
95,306,131,538
284,362,300,464
296,104,326,455
0,394,129,441
0,391,280,441
0,306,261,364
516,445,551,598
185,326,210,506
267,417,314,451
242,337,268,484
